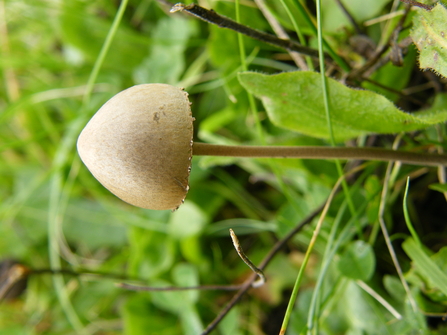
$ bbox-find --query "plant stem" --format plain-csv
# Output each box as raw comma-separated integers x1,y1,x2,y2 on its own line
192,142,447,167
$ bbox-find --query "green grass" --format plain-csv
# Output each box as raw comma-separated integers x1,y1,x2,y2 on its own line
1,1,447,335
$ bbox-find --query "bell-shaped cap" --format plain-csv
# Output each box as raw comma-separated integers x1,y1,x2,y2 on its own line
77,84,193,210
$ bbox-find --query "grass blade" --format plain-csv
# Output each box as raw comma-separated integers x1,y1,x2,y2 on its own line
402,238,447,297
403,177,422,246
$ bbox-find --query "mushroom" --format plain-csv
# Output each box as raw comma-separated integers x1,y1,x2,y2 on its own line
77,84,447,210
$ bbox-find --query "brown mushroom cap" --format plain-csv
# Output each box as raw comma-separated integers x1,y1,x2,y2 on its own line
77,84,193,210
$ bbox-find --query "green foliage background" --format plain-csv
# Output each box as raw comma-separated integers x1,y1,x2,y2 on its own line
1,0,447,334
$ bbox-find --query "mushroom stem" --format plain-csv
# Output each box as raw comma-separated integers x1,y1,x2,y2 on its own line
77,83,447,210
192,142,447,167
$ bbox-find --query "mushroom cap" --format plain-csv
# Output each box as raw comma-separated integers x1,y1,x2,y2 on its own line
77,84,193,210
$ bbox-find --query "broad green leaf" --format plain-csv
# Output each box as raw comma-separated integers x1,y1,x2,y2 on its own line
383,275,406,303
150,280,184,314
62,199,128,249
133,17,196,85
151,264,199,316
122,295,179,335
180,236,207,266
343,281,390,333
238,71,447,142
406,245,447,305
179,307,204,335
169,201,207,239
172,263,200,304
0,326,33,335
429,247,447,303
337,240,375,280
402,238,447,298
127,228,175,279
218,307,242,335
411,3,447,77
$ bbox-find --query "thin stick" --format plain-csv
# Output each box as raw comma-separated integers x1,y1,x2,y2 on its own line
200,202,326,335
356,280,402,320
170,3,329,60
118,283,242,291
192,142,447,167
399,0,433,10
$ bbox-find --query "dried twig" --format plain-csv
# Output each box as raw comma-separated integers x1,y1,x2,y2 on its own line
170,3,330,61
399,0,433,10
229,229,266,288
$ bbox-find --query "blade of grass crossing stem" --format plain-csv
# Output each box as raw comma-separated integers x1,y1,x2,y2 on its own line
292,0,350,72
280,3,358,333
235,0,301,213
235,0,263,143
47,0,129,332
403,177,422,246
315,0,359,234
278,0,314,70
